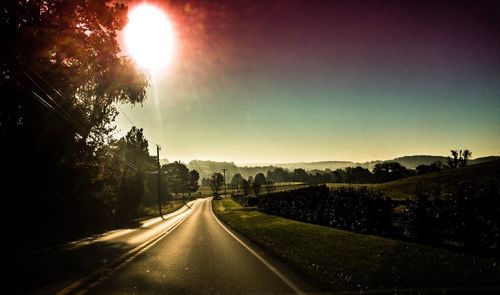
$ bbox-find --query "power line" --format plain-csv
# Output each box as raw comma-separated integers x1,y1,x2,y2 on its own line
115,105,169,161
21,68,158,175
23,70,89,134
116,104,136,127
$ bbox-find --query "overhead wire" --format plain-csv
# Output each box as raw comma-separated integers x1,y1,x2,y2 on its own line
21,65,159,174
29,62,170,164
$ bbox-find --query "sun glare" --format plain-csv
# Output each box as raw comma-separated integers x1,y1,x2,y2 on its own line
124,4,176,72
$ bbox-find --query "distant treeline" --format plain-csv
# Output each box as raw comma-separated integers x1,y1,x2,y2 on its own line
201,161,452,187
251,183,500,257
200,151,478,186
272,158,467,184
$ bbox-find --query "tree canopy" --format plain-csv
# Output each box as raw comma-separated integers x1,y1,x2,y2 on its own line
1,0,149,248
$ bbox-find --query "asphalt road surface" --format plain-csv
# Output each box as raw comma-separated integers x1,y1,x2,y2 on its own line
83,198,319,294
9,200,197,294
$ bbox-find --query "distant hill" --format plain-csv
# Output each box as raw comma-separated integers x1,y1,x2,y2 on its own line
374,159,500,200
187,160,239,179
388,155,500,169
188,156,500,180
388,155,447,169
276,161,356,171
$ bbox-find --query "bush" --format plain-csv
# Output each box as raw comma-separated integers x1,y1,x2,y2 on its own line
258,185,394,235
231,193,258,207
405,181,500,255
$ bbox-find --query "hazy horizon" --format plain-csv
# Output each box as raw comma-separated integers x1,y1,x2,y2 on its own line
159,153,500,167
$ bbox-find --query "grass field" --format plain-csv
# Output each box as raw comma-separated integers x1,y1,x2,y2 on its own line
213,198,500,292
328,160,500,200
198,182,308,197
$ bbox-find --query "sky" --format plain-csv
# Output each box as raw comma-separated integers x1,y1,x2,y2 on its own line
116,0,500,164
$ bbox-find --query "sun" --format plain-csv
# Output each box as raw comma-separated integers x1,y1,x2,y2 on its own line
124,3,176,72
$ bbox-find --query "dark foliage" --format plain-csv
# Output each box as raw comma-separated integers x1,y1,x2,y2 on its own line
447,149,471,168
416,161,445,175
373,162,415,183
257,182,500,257
405,181,500,255
231,193,257,207
1,0,152,251
258,185,394,235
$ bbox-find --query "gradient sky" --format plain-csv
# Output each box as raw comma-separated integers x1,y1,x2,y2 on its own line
116,0,500,164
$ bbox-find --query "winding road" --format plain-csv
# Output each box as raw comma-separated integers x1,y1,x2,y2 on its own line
84,197,318,294
10,198,320,294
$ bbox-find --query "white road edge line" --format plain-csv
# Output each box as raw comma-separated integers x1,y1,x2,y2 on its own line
210,198,306,295
56,200,199,295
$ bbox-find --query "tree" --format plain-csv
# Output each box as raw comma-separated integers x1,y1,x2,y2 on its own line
267,167,290,182
293,168,308,182
188,170,200,194
1,1,148,239
416,161,444,175
230,173,243,189
113,127,155,221
461,150,471,167
210,173,224,196
201,177,211,187
344,166,375,184
242,179,250,196
447,149,471,168
252,181,262,197
163,161,189,197
254,173,266,186
373,162,412,183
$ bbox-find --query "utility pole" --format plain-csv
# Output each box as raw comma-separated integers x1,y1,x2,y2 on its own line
157,145,164,219
222,168,227,198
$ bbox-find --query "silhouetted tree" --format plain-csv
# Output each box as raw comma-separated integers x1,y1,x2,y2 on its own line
447,149,471,168
293,168,308,182
210,173,224,196
163,161,189,197
1,0,148,242
242,179,250,196
188,170,200,194
230,173,243,189
254,173,266,185
113,127,155,222
344,166,375,183
373,162,412,183
252,181,262,197
266,167,290,182
416,161,444,175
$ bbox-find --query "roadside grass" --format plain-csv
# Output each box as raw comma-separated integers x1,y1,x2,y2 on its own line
328,160,500,200
213,198,500,292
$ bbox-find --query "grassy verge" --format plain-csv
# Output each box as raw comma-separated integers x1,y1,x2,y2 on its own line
213,198,500,292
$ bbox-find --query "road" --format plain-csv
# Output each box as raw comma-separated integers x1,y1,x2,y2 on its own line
8,200,198,294
82,197,319,294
